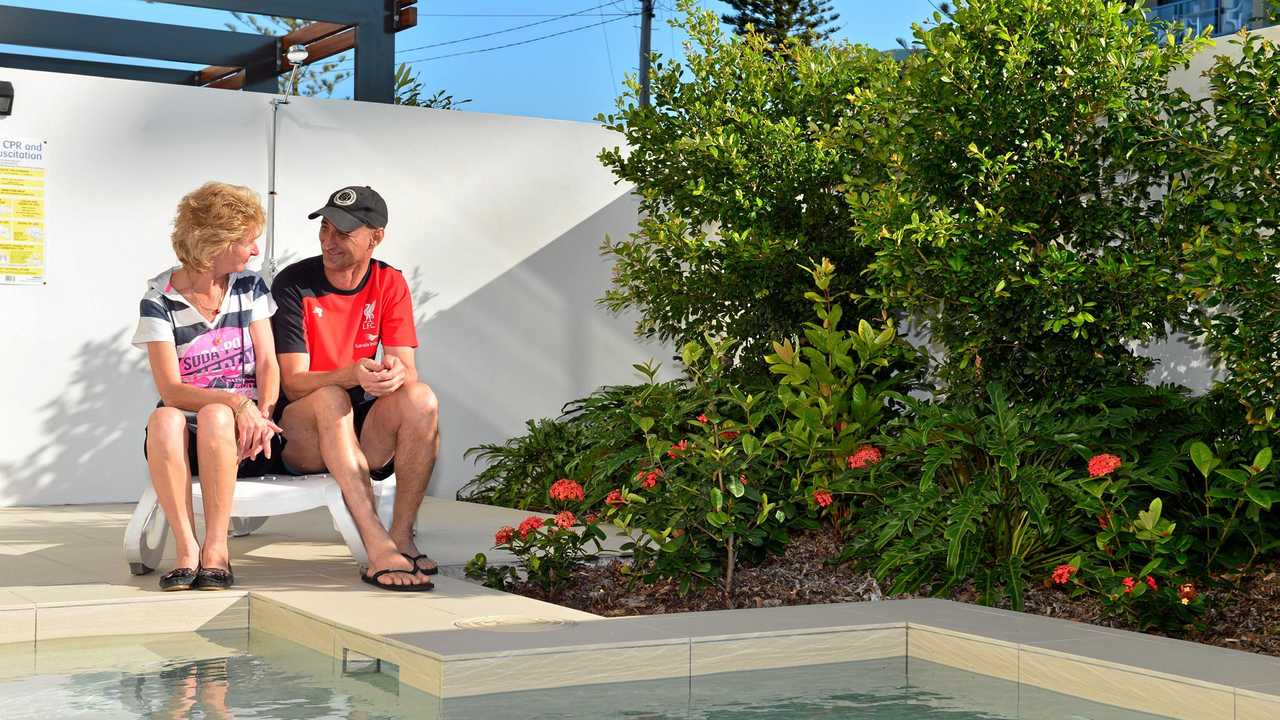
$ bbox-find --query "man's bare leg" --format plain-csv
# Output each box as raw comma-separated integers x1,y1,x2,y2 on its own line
279,386,428,587
359,381,440,569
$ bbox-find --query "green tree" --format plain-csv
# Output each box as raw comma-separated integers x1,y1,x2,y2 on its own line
598,0,898,376
853,0,1209,401
720,0,840,46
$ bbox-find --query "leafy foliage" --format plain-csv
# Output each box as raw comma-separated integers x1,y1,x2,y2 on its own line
597,0,899,375
853,0,1209,400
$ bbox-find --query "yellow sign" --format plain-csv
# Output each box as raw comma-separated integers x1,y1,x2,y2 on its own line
0,138,47,285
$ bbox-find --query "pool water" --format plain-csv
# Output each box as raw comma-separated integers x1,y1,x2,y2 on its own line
0,630,1170,719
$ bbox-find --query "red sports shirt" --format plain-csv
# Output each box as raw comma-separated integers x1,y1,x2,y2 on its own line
271,257,417,371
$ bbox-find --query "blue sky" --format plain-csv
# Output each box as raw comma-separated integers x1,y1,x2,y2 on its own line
0,0,943,121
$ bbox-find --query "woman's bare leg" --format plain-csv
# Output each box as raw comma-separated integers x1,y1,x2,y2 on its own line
146,407,198,570
195,403,238,571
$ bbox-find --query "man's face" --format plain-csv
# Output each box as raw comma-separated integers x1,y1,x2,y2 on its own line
318,218,381,271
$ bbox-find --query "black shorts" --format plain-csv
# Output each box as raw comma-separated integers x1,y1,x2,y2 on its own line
277,388,395,481
143,405,286,478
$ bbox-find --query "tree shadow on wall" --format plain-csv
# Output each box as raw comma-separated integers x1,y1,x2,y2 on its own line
0,329,156,506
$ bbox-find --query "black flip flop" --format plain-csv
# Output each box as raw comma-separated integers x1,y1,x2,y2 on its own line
159,567,198,591
402,552,439,575
361,568,435,592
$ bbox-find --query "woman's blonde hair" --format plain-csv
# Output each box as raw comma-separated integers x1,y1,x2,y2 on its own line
170,182,265,273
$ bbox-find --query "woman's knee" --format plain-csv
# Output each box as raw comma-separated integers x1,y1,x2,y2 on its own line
147,407,187,453
195,403,236,440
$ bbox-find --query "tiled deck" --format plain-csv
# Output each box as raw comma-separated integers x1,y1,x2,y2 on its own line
2,500,1279,719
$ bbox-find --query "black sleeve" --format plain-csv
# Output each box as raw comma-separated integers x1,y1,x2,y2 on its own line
271,268,308,355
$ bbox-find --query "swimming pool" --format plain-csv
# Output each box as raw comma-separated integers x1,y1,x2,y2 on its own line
0,628,1170,719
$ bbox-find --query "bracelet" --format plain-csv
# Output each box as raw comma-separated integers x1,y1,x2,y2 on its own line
232,397,253,418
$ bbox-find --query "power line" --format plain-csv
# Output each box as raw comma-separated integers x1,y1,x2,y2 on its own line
398,14,639,65
400,2,630,54
422,13,633,18
599,2,619,99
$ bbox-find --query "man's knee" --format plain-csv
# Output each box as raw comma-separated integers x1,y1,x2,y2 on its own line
401,382,439,423
308,385,354,420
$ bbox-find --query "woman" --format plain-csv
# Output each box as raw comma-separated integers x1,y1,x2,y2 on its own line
132,181,282,591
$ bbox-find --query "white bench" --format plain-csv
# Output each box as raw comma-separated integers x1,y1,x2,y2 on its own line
123,473,397,575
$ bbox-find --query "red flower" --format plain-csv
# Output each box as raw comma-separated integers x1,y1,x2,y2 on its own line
720,430,739,441
1122,576,1136,594
848,445,883,469
738,473,748,486
554,511,577,529
1098,512,1112,530
1145,576,1158,591
1088,453,1122,478
584,513,599,525
666,439,689,459
549,478,585,503
494,526,515,545
605,489,626,507
517,515,544,540
640,467,664,489
1178,583,1198,605
1051,564,1076,585
697,414,709,424
813,490,833,508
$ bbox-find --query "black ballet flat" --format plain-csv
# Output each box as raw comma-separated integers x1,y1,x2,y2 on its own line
159,567,198,591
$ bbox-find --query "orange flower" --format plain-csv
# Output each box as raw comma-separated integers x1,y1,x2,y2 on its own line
813,490,833,508
1051,564,1076,585
517,515,545,540
549,478,585,502
1122,576,1136,594
605,489,626,507
848,445,883,469
666,439,689,459
697,414,709,424
554,511,577,529
1087,453,1122,478
494,526,515,545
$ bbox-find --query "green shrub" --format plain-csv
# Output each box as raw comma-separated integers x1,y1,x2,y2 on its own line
459,378,703,511
843,384,1161,609
1166,31,1280,424
853,0,1209,400
597,0,899,375
605,337,798,596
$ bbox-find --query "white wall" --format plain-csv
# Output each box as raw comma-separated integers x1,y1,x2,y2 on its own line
0,68,667,506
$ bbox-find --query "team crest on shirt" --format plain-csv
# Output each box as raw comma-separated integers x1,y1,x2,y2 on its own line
312,306,324,318
361,301,376,330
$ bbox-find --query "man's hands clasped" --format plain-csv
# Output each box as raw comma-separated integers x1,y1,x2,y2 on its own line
355,356,406,398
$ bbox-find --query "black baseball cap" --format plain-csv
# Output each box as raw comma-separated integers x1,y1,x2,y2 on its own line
308,186,388,232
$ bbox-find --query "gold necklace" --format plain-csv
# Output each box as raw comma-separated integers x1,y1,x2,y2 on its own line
175,272,226,316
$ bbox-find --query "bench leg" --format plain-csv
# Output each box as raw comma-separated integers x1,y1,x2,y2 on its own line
325,482,371,567
124,486,169,575
230,516,268,537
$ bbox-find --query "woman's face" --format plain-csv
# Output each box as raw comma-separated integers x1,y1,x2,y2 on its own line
210,226,261,276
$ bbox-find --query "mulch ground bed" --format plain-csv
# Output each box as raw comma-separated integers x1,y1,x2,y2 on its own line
506,527,1280,658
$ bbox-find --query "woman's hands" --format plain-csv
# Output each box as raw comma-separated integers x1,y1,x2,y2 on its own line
234,400,283,461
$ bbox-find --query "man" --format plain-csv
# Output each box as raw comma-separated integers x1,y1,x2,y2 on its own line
272,186,439,591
